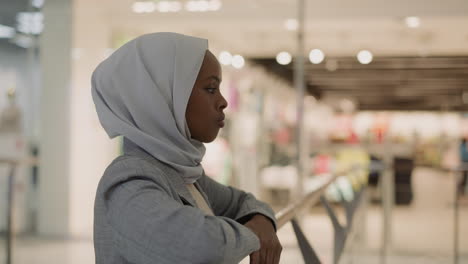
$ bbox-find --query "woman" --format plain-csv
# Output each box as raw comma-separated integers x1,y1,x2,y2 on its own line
92,32,281,264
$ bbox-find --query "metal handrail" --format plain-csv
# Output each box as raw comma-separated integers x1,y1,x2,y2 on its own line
422,164,468,173
275,171,343,229
272,165,369,264
0,157,39,166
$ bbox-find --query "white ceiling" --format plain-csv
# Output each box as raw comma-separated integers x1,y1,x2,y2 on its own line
100,0,468,57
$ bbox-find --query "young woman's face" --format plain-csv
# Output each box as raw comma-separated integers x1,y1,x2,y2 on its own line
186,50,228,143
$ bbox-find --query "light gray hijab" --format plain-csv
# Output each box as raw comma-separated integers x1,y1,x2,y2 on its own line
91,32,208,183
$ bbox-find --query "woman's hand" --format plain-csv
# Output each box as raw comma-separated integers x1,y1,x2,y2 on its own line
244,214,282,264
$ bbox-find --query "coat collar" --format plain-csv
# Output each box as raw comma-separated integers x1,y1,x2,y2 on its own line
123,138,198,207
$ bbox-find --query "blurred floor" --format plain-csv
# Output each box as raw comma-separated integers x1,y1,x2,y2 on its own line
1,167,467,264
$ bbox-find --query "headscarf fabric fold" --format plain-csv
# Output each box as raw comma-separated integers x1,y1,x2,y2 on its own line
92,32,208,183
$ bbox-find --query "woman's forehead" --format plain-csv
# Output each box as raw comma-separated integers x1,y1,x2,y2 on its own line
199,51,222,80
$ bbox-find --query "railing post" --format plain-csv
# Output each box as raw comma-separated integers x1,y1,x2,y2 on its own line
6,163,16,264
337,188,353,232
294,0,306,200
275,166,370,264
381,151,394,264
454,169,460,264
353,187,368,249
320,195,346,264
291,218,322,264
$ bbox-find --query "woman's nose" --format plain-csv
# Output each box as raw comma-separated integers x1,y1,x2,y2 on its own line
218,94,228,111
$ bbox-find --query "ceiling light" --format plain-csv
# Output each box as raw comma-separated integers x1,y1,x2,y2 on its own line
0,24,15,38
276,51,292,65
16,12,43,35
132,1,156,13
309,49,325,64
185,1,197,11
185,0,221,12
31,0,45,8
171,2,183,12
185,1,206,12
197,0,210,12
132,2,145,13
158,1,172,12
208,0,222,11
145,2,156,12
232,55,245,69
284,19,298,31
186,0,207,12
357,50,373,64
156,1,182,12
405,16,420,28
219,51,232,65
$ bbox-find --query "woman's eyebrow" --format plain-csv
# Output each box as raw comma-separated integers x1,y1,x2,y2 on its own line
204,75,221,83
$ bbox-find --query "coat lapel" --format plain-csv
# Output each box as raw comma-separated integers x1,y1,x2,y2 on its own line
165,168,197,207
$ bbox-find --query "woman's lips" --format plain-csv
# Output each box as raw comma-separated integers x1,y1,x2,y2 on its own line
217,114,225,128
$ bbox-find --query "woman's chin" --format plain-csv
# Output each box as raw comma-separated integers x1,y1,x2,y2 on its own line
203,136,217,143
203,131,220,143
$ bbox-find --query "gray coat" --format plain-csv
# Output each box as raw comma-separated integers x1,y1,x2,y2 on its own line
94,139,277,264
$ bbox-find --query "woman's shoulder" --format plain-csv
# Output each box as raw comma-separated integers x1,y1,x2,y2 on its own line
97,153,172,193
107,154,160,173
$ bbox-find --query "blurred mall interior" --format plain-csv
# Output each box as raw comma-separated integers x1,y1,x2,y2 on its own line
1,0,468,263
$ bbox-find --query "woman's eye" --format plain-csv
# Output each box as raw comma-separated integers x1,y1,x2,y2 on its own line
206,87,216,94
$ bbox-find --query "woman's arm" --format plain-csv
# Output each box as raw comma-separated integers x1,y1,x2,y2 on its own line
103,177,260,264
197,173,282,264
197,173,277,229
